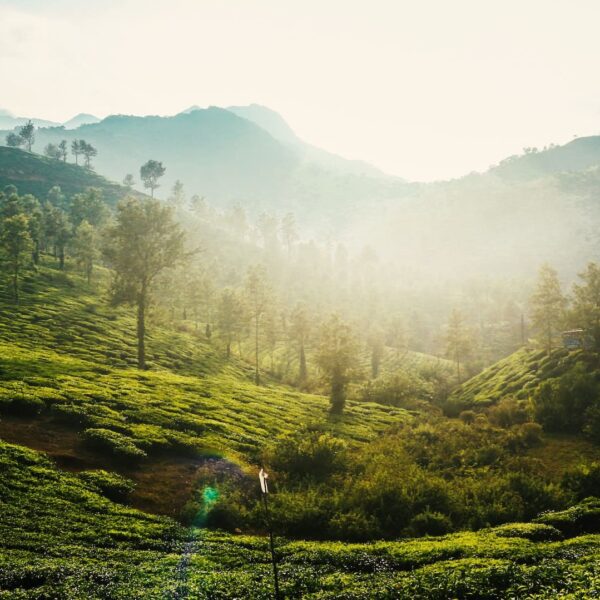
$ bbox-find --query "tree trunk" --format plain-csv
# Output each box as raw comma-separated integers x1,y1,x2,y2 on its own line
58,246,65,270
33,241,39,265
226,337,231,358
137,291,146,370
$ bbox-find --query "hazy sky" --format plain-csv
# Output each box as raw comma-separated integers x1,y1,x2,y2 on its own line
2,0,600,181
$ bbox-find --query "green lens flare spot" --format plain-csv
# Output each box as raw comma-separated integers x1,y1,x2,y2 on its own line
202,486,219,506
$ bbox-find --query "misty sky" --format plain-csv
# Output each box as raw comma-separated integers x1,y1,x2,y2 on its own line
2,0,600,181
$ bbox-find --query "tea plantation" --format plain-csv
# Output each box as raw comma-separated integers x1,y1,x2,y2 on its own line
1,439,600,598
1,261,600,597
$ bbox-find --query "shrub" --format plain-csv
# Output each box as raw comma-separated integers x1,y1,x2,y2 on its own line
406,510,452,537
562,463,600,500
266,427,349,482
79,470,135,503
328,510,382,542
82,428,147,461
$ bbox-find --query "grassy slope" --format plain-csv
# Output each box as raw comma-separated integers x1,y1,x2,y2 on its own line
450,346,590,408
1,439,599,598
0,259,405,516
0,147,144,205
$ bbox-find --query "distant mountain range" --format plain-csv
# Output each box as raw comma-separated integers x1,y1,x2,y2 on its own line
0,105,408,221
2,103,600,278
0,109,100,131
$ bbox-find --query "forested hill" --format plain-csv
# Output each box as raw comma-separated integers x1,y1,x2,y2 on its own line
0,107,409,217
0,147,144,205
491,135,600,181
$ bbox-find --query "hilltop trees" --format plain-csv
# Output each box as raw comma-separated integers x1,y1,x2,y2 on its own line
6,132,24,148
122,174,135,190
44,143,62,160
58,140,68,161
530,264,566,354
316,314,360,413
5,120,35,151
140,160,166,198
103,198,186,369
71,140,82,164
80,141,98,168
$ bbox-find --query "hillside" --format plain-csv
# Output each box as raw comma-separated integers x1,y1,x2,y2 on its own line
0,147,144,205
0,107,409,221
449,347,590,409
0,258,405,517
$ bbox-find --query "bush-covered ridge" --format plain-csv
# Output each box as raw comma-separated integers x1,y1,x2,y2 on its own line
1,439,599,598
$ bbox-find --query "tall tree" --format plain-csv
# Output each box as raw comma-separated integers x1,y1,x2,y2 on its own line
71,140,82,165
0,214,33,304
44,143,61,160
289,302,310,384
316,314,360,413
217,288,245,358
18,120,35,152
168,180,185,207
572,262,600,353
122,174,135,190
103,198,186,369
444,309,472,382
53,208,72,270
244,265,272,385
69,188,107,227
71,220,98,283
80,141,98,168
58,140,68,162
140,160,166,198
530,264,566,355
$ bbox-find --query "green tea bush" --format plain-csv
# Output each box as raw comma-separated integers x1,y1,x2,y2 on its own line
79,470,135,502
83,428,147,461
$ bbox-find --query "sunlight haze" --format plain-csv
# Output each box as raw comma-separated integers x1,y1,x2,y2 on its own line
2,0,600,180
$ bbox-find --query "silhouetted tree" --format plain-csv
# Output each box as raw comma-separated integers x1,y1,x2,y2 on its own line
140,160,166,198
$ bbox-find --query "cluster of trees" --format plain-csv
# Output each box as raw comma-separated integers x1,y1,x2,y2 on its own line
4,120,99,169
530,262,600,354
6,120,35,152
0,185,107,302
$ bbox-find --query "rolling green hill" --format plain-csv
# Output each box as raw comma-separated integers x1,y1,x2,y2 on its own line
449,346,590,409
0,258,405,518
0,146,144,205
